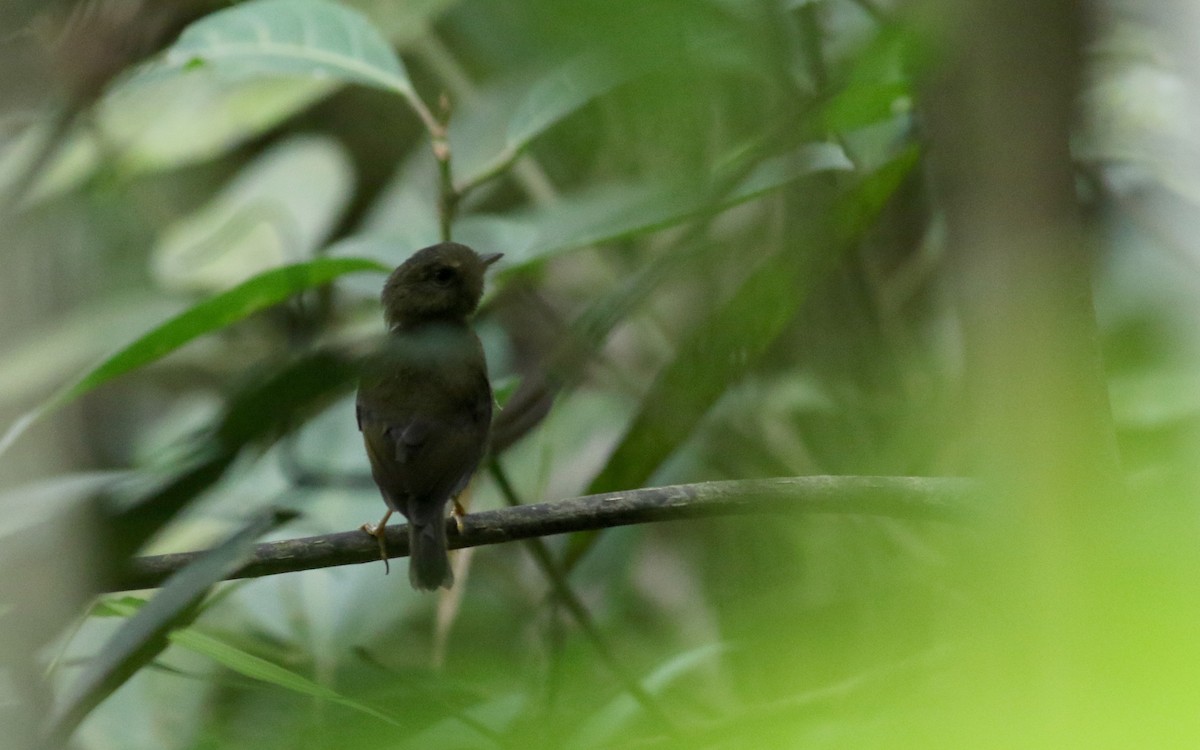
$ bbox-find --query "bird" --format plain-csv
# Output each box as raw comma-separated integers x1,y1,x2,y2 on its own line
356,242,502,590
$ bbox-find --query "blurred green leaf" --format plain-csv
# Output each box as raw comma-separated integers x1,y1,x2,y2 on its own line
455,53,657,188
0,293,180,410
506,54,633,149
577,149,918,560
820,26,915,134
91,596,154,618
47,508,295,746
58,257,380,409
152,134,355,292
112,347,362,550
0,258,386,457
397,693,523,750
173,628,405,728
103,73,337,173
154,0,424,109
586,240,817,494
567,643,726,749
453,142,852,267
0,115,101,204
342,0,460,46
822,81,911,133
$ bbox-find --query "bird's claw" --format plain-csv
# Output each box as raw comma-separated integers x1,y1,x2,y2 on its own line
360,521,390,575
451,498,467,534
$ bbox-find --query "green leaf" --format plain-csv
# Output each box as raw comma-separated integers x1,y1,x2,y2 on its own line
452,142,852,267
0,257,386,457
819,27,916,134
568,644,726,749
152,134,355,293
559,151,918,571
58,258,381,409
46,508,295,746
822,81,911,134
109,347,362,552
456,53,654,187
156,0,422,107
97,596,404,728
102,74,336,173
171,629,404,727
578,148,918,542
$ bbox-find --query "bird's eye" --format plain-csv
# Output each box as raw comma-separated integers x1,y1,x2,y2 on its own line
431,266,456,286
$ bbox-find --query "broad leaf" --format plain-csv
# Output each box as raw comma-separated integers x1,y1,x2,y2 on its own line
454,53,656,188
102,74,336,173
152,134,356,292
156,0,422,107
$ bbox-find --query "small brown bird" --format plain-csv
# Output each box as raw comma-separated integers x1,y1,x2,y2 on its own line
356,242,501,590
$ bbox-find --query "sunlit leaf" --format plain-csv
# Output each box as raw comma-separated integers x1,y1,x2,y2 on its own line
152,134,355,292
153,0,423,108
102,74,336,172
0,258,386,457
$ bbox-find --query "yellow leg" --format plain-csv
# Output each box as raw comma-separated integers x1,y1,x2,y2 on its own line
451,497,467,534
360,509,393,574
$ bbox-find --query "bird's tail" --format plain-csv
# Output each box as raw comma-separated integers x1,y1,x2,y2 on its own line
405,501,454,591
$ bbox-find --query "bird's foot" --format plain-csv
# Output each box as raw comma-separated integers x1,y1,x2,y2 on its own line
361,510,393,574
451,498,467,534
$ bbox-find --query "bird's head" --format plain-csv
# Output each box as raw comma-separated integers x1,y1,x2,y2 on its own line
380,242,502,330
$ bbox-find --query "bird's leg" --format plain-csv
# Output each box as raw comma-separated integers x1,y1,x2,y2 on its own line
360,509,394,574
451,497,467,534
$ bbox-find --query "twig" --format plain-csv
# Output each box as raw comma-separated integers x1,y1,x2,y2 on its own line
113,476,972,592
431,93,457,242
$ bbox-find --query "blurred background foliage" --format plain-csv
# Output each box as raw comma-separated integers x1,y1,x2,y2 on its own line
1,0,1199,748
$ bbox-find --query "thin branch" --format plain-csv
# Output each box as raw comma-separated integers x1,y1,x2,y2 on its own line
113,476,972,592
432,93,457,243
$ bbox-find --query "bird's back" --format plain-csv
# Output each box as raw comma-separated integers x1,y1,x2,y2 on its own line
356,322,493,511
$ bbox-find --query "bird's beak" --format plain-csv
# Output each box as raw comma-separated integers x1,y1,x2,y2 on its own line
480,252,504,267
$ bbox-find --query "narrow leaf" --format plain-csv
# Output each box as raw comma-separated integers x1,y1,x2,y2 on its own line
111,347,362,551
569,644,726,749
98,598,404,727
0,257,386,457
46,508,296,745
570,150,918,563
453,142,853,268
173,629,404,727
589,150,918,493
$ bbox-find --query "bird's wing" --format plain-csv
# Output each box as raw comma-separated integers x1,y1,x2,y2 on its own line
356,366,492,508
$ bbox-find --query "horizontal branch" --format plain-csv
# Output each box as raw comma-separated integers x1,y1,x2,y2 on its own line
112,476,974,592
